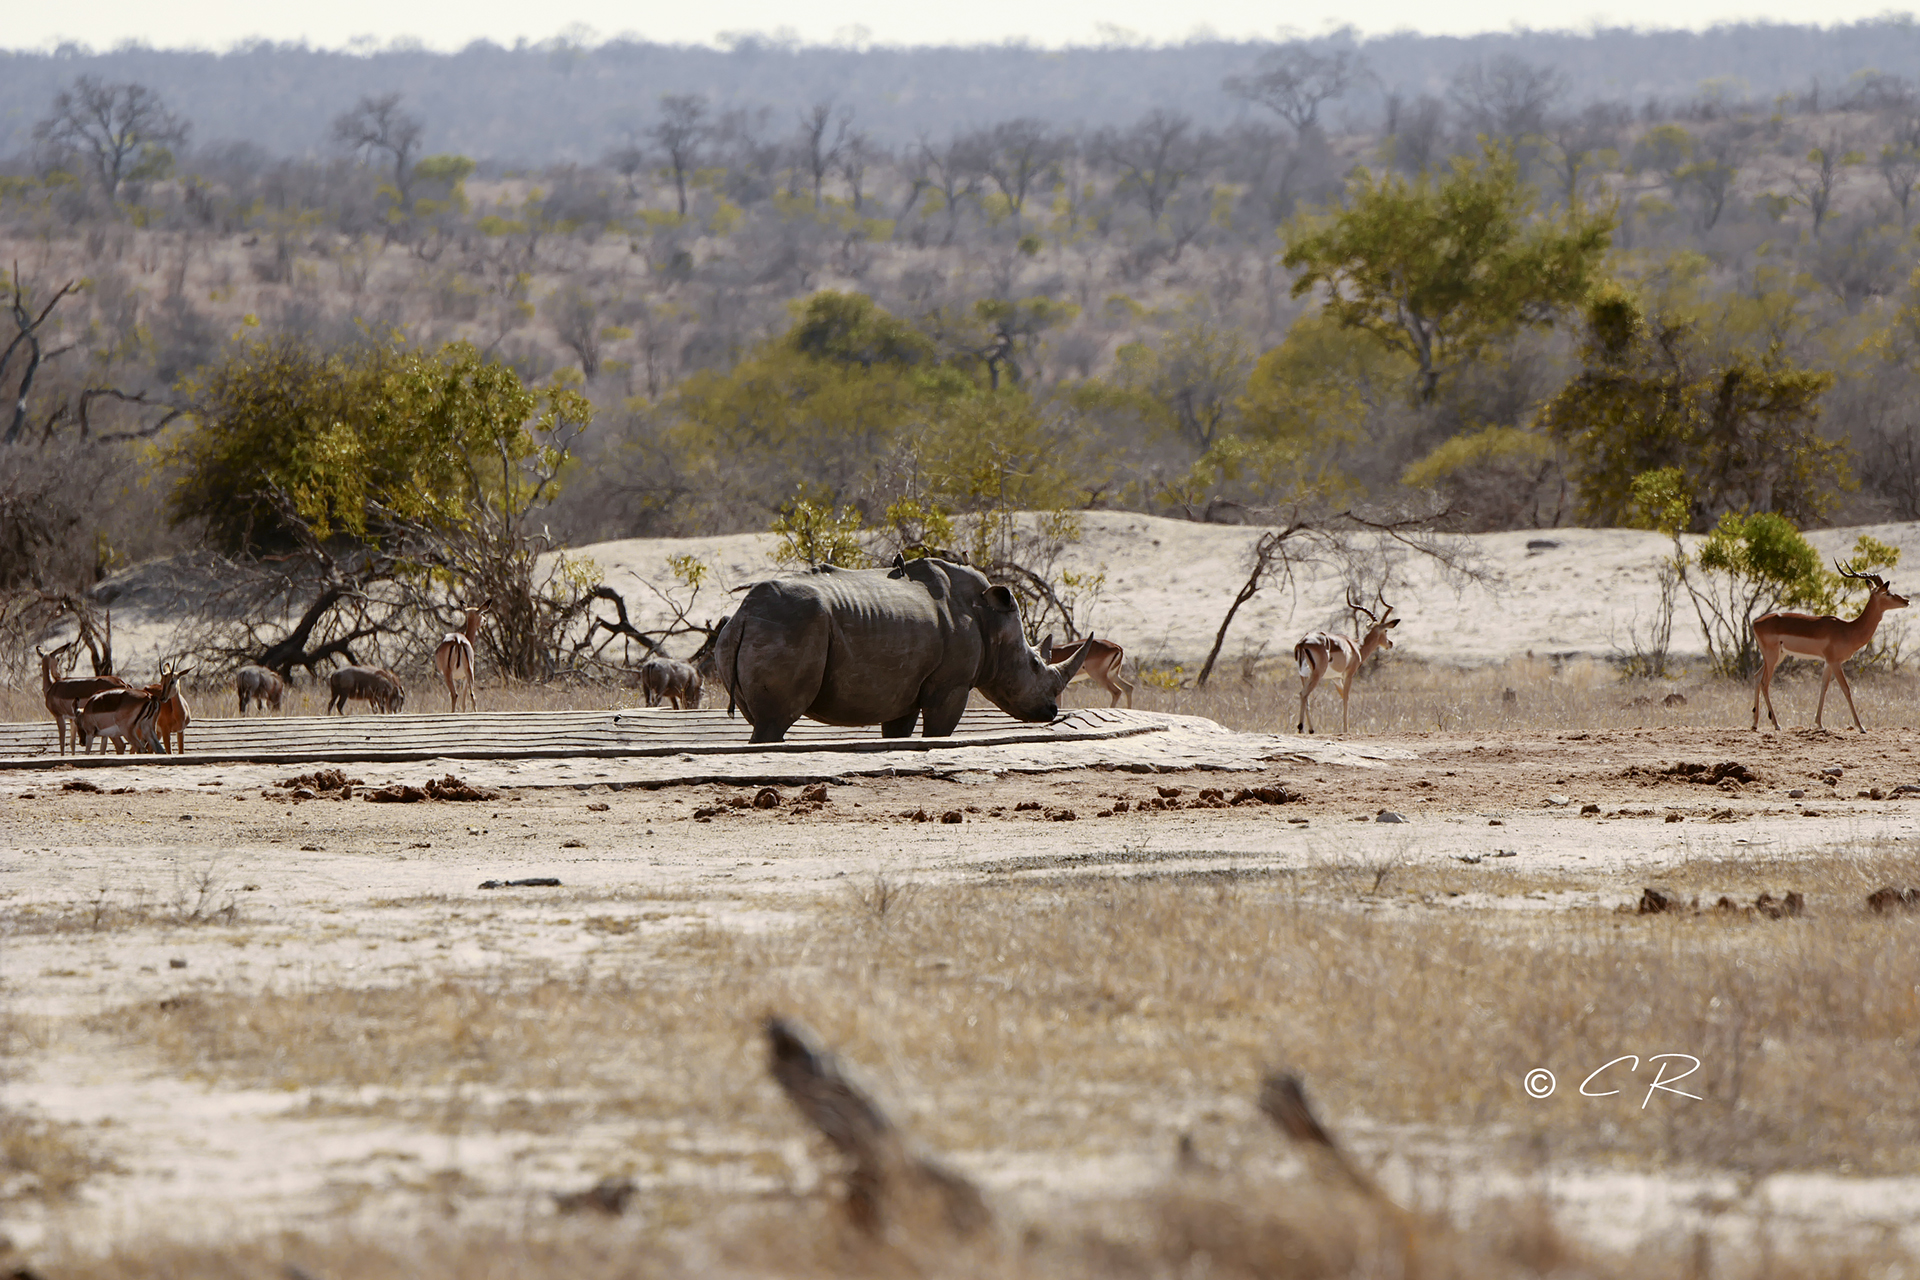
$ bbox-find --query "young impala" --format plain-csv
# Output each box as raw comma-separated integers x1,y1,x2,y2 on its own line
1294,590,1400,735
1752,564,1908,732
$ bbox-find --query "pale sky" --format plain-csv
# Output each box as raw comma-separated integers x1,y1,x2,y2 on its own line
14,0,1914,52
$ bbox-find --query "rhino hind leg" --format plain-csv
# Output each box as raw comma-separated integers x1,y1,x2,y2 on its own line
881,710,920,739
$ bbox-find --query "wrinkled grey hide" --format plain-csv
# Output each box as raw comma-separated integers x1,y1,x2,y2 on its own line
713,558,1090,744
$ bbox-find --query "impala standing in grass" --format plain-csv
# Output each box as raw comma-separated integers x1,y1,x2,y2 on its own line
1752,564,1908,733
1293,591,1399,736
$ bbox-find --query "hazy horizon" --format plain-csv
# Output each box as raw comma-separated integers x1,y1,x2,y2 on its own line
9,4,1920,56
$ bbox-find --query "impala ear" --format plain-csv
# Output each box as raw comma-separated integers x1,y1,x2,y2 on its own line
1385,618,1400,629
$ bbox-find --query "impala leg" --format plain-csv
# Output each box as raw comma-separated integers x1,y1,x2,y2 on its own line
1298,668,1319,734
1832,663,1866,732
1814,663,1834,730
1753,645,1782,730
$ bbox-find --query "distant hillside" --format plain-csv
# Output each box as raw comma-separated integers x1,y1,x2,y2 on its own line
6,21,1920,160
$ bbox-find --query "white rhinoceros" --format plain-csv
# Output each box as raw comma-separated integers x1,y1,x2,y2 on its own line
713,557,1090,743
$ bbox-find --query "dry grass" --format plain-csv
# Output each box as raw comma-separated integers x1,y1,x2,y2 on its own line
0,859,240,935
0,1107,118,1202
92,869,1920,1177
1110,655,1920,736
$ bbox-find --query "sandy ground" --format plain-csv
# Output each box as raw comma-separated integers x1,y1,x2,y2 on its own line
5,718,1920,1260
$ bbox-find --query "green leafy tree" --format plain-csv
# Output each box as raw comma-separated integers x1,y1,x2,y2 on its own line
1281,143,1613,402
172,335,593,679
1630,467,1898,677
1542,289,1846,530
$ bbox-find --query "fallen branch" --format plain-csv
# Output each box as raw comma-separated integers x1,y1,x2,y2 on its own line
764,1014,990,1238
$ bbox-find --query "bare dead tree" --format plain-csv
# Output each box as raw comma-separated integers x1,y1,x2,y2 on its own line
797,99,851,209
32,77,190,202
331,93,425,222
1225,45,1369,136
1,272,80,446
649,94,709,217
1193,501,1479,688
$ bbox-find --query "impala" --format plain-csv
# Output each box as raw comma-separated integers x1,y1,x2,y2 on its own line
1293,590,1400,735
76,663,189,755
1752,564,1908,733
433,600,490,712
38,642,131,755
1039,635,1134,708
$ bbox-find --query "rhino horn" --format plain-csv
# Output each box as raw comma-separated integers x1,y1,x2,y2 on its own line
1047,636,1090,689
1038,632,1055,662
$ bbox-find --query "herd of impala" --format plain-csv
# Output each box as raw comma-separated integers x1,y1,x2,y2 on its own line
23,561,1917,756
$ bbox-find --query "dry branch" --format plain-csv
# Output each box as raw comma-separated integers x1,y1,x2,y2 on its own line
764,1014,990,1239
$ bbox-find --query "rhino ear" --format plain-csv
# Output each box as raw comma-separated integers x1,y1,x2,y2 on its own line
985,585,1017,612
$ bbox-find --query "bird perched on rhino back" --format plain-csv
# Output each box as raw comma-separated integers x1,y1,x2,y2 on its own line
713,557,1089,744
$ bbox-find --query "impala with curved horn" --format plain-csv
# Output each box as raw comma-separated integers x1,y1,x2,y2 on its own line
433,599,491,713
1752,562,1908,733
1293,589,1400,735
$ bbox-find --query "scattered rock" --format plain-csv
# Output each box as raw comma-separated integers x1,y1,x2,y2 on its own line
1867,886,1920,913
1156,785,1185,798
365,785,428,803
425,775,499,802
1894,784,1920,796
586,802,610,812
940,810,963,823
801,783,829,803
1664,812,1685,823
61,779,102,793
1492,849,1517,858
752,787,782,809
1545,794,1571,807
168,957,188,969
1013,801,1042,812
1375,810,1407,823
1455,853,1484,864
1047,808,1078,821
1646,888,1803,919
1708,808,1737,821
692,805,726,819
1823,766,1844,777
278,769,361,794
1755,891,1805,919
1526,538,1561,552
1633,761,1759,785
554,1176,636,1216
478,878,562,889
1663,692,1688,707
562,838,585,848
1788,789,1806,799
1487,819,1503,826
1580,803,1602,815
907,809,931,822
1229,786,1294,805
1638,888,1682,914
298,843,321,852
1502,688,1518,706
1110,798,1132,812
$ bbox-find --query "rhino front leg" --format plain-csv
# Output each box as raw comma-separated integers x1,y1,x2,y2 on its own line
881,710,920,738
918,689,971,737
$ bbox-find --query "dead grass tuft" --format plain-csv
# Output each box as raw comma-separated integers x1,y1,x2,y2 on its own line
0,1107,118,1200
